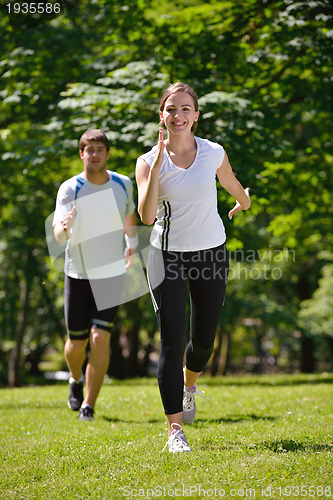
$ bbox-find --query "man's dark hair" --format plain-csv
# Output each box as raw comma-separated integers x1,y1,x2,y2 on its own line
79,129,110,152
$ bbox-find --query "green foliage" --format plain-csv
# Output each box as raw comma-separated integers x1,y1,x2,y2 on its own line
299,258,333,337
1,0,333,383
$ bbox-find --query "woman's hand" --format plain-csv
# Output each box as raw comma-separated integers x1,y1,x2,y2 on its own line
216,154,251,220
136,128,164,225
228,187,250,220
152,127,165,171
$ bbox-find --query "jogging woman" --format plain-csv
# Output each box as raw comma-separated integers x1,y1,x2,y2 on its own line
136,82,251,452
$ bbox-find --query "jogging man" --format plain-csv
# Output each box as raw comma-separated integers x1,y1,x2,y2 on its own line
53,129,138,420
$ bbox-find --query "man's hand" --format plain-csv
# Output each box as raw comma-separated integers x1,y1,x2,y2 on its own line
124,246,136,269
62,206,76,232
54,206,76,244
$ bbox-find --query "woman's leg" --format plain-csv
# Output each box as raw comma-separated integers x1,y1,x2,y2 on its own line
148,248,188,435
181,245,228,425
185,243,229,380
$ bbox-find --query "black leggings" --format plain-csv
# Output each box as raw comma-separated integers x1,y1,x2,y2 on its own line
148,243,229,415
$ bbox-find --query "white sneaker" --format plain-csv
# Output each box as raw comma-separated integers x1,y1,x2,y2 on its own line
162,423,191,453
182,384,208,424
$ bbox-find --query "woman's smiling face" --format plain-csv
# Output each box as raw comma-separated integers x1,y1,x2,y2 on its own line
160,91,199,136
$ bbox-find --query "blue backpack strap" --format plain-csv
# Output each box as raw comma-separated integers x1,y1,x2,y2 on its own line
110,172,128,197
75,175,85,201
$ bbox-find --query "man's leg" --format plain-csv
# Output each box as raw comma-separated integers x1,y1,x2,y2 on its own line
83,327,111,409
65,338,88,411
77,275,122,420
64,275,92,411
64,338,88,381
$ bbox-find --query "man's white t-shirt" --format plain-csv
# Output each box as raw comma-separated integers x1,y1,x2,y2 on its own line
53,170,135,279
138,136,226,251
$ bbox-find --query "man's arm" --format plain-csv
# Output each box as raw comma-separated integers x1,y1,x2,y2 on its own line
124,211,138,239
53,206,76,244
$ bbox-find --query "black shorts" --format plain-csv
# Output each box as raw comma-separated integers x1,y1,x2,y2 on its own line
64,275,124,340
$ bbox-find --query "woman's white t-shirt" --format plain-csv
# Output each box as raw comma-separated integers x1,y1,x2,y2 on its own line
138,136,226,252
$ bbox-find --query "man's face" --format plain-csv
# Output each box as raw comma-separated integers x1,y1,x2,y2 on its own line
80,141,110,174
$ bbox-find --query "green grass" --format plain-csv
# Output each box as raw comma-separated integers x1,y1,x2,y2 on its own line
1,373,333,500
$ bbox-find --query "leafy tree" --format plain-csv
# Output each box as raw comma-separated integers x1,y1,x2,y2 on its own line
0,0,160,385
298,254,333,364
1,0,333,385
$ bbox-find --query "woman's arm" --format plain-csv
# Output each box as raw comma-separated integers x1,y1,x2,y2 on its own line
216,152,251,219
135,128,164,225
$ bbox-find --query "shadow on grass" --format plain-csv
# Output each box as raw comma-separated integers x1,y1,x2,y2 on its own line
0,401,67,410
4,373,333,389
194,414,278,424
101,416,163,424
104,373,333,388
201,373,333,387
99,414,277,425
260,439,333,453
198,439,333,453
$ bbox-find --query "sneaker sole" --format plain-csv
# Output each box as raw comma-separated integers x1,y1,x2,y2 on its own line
67,400,81,411
182,404,196,424
182,415,195,424
170,448,191,452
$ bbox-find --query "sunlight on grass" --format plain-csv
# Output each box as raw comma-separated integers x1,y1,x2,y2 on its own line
0,374,332,499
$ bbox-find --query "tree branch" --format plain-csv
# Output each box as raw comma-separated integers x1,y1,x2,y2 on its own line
250,48,307,97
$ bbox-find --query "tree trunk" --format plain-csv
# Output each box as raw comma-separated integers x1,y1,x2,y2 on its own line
210,330,222,377
301,336,315,373
210,329,229,376
127,323,139,378
8,276,31,387
216,331,229,376
326,336,333,369
109,330,126,379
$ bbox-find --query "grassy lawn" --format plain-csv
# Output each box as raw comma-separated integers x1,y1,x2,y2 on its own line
0,373,332,500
